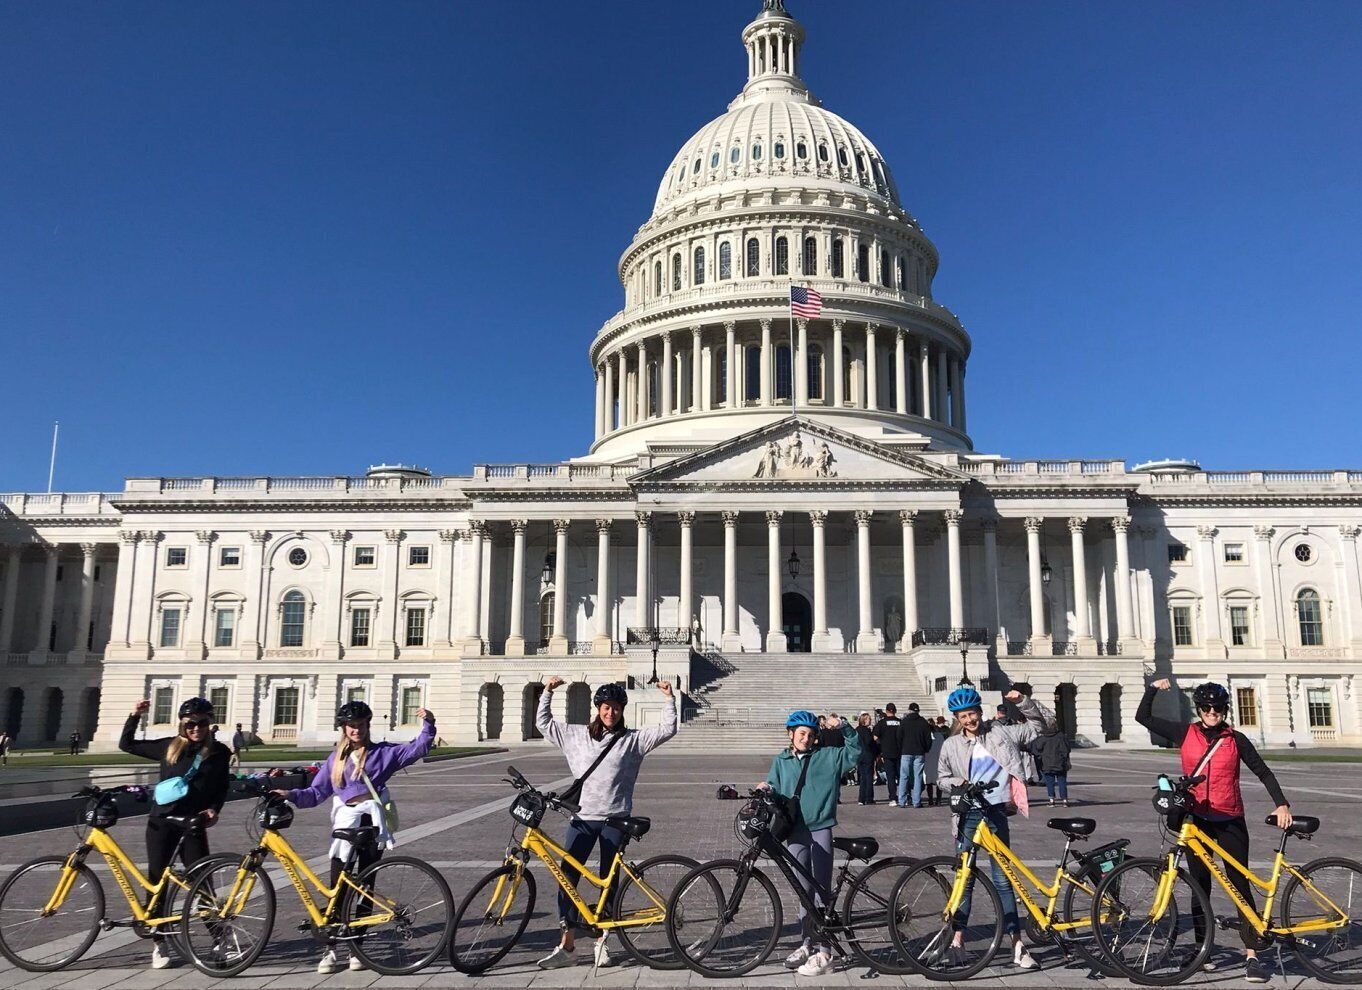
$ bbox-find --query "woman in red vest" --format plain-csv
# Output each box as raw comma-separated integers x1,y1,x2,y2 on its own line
1137,678,1292,985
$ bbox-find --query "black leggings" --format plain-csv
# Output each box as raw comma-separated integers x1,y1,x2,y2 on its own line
146,816,209,944
1187,815,1264,951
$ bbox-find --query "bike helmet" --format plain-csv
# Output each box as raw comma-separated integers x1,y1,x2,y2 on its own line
593,682,628,708
336,700,373,724
178,697,214,720
1192,682,1231,711
785,710,819,730
257,798,294,831
947,686,984,713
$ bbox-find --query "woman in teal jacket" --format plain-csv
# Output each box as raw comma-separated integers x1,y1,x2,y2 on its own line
764,710,861,977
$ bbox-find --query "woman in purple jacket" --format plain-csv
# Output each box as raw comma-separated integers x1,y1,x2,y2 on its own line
271,700,435,973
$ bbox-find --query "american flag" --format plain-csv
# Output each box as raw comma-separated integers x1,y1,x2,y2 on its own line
790,285,823,319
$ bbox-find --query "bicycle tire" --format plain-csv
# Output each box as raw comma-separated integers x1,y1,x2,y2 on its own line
156,853,246,958
1279,855,1362,985
611,854,699,970
1059,866,1123,977
447,864,535,974
841,856,916,975
179,858,277,977
1089,856,1212,986
889,854,1004,980
665,858,781,978
0,857,104,972
345,855,454,976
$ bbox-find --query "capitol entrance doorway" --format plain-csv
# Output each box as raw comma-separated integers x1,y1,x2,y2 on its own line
782,593,812,653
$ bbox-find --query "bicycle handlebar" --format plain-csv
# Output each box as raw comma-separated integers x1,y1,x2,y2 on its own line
72,784,149,801
501,766,580,818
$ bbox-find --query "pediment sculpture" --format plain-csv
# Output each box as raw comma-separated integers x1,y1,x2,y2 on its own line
753,430,837,479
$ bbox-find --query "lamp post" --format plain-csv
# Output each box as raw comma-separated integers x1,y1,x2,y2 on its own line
957,639,973,687
648,630,661,685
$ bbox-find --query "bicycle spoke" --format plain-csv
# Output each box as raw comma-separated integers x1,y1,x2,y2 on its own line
1093,860,1207,983
0,859,104,972
1283,858,1362,982
667,862,779,977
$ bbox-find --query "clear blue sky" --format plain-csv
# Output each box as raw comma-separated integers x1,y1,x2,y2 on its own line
3,1,1360,492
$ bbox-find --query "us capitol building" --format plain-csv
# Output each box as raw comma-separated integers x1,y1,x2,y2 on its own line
3,2,1360,751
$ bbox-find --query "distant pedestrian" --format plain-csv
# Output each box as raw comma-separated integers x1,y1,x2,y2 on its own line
873,704,903,805
0,732,10,766
68,730,81,755
897,703,935,808
923,718,947,806
1029,723,1073,806
231,723,248,765
855,712,879,805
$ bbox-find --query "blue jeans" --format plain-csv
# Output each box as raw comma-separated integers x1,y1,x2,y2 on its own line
1043,771,1068,800
953,804,1020,935
557,819,624,932
898,754,925,807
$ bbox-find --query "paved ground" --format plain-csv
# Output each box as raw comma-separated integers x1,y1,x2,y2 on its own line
0,745,1356,988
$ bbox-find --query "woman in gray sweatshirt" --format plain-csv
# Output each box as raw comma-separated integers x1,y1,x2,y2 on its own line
535,676,677,969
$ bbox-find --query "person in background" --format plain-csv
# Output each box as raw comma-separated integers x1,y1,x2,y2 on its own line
897,702,935,809
818,713,845,749
68,730,81,755
872,704,903,806
230,723,247,767
0,731,11,766
923,715,947,807
855,711,879,805
1028,719,1072,806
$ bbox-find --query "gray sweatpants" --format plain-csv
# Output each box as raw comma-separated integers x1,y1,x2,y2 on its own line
786,824,834,954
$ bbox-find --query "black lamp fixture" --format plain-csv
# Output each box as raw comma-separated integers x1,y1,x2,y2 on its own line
958,641,973,687
787,547,801,581
647,631,661,685
541,552,555,586
1040,552,1052,586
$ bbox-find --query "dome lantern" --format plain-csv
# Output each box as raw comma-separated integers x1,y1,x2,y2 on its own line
741,1,808,97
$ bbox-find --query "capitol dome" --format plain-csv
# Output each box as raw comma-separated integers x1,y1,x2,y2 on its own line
587,0,972,461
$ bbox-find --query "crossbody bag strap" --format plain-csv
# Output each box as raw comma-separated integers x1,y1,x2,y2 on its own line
1188,733,1226,779
181,749,204,782
559,729,624,806
791,750,813,800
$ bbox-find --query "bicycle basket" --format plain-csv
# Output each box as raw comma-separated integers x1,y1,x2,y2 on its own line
509,791,546,829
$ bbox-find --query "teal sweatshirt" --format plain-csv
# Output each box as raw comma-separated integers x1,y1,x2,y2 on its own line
765,722,862,832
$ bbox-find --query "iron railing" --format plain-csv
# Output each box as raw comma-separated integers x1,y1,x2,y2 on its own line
625,627,693,646
911,627,990,648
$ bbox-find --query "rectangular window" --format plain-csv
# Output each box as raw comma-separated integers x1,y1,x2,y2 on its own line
1229,605,1250,646
272,687,299,727
1236,686,1258,727
152,687,175,725
407,546,430,567
213,608,235,648
400,686,423,725
165,547,188,568
405,607,426,647
353,546,376,567
346,685,366,704
1223,543,1244,563
350,607,371,647
1307,687,1334,728
1167,543,1188,563
1171,606,1193,647
209,686,229,724
219,546,241,567
159,608,182,648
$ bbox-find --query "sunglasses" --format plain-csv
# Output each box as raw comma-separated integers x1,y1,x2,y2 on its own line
184,719,212,729
1197,703,1228,715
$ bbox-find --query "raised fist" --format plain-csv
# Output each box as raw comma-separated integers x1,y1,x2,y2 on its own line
545,676,566,692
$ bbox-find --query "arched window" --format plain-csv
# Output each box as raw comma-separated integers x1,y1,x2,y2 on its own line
653,260,662,296
672,253,682,291
842,346,853,403
774,140,785,159
710,150,719,169
807,344,824,400
856,152,867,175
693,245,705,285
796,140,808,160
774,236,789,275
718,241,732,280
837,146,849,167
717,348,728,404
648,361,660,416
880,250,893,287
775,345,792,400
692,157,701,174
857,244,870,283
1297,589,1324,646
729,146,740,164
802,237,817,276
896,256,906,290
752,142,762,161
280,591,306,648
817,143,829,163
744,346,761,402
831,240,844,278
538,592,555,646
745,238,760,277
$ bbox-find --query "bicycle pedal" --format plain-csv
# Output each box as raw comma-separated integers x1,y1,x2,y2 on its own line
295,922,312,933
1214,914,1239,931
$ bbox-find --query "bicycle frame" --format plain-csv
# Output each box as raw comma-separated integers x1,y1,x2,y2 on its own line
746,833,849,936
1147,819,1349,939
46,828,186,928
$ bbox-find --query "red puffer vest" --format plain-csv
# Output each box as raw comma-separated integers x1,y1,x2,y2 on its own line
1179,725,1243,818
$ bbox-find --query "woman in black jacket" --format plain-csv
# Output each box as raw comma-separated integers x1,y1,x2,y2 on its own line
120,696,231,970
1028,725,1072,807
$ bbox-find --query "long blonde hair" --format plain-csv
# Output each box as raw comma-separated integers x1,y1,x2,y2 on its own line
330,727,370,788
166,717,218,764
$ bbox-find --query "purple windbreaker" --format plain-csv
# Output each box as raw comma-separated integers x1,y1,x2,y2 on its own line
287,718,435,809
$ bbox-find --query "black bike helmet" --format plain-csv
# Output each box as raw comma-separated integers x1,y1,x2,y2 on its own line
1192,682,1231,711
257,799,294,831
336,700,373,725
593,682,627,708
178,697,214,719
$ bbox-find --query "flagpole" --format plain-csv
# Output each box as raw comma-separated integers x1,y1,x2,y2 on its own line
789,278,796,418
47,421,59,493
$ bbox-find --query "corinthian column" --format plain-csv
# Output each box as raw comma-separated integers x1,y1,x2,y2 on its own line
810,511,831,650
766,511,786,652
725,321,737,408
1025,517,1048,650
854,511,879,652
919,341,932,419
660,331,673,417
677,512,694,633
945,510,964,631
690,326,703,412
796,318,809,405
1069,517,1095,651
832,321,845,407
36,545,59,653
899,510,918,650
722,511,742,652
550,519,570,656
505,520,528,656
1111,517,1138,652
594,519,613,653
0,545,23,652
894,331,907,415
759,319,773,405
76,544,98,656
864,324,878,411
634,512,651,630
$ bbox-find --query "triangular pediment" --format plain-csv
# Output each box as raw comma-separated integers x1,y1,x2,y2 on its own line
631,417,970,488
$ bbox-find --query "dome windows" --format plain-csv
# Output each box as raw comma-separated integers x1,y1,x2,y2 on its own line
774,140,785,159
837,146,849,168
692,157,702,174
719,242,732,280
654,260,662,296
693,246,706,286
710,151,720,169
831,240,845,278
775,236,789,276
671,253,682,291
817,143,829,162
745,238,760,277
856,152,867,174
729,146,740,164
802,236,817,276
752,142,762,161
796,141,808,160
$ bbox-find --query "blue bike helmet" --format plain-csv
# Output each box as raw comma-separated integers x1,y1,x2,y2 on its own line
947,686,983,713
785,710,819,730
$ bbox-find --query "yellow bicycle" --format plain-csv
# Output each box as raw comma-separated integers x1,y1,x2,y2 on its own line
888,779,1127,979
0,784,233,971
178,778,453,977
447,764,698,973
1091,773,1361,985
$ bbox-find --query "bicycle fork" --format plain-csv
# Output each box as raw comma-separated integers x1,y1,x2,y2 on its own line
1148,850,1183,923
40,850,89,917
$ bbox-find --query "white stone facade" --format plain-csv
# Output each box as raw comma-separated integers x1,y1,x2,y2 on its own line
2,2,1359,750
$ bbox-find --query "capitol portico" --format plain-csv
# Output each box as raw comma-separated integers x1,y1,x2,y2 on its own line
3,2,1361,751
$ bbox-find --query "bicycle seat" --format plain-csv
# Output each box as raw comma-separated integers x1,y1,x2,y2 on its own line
605,815,651,839
1269,814,1320,836
161,814,207,832
331,825,380,845
832,836,879,861
1046,817,1097,837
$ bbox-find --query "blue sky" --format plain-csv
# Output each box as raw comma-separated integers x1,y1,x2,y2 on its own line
2,1,1360,492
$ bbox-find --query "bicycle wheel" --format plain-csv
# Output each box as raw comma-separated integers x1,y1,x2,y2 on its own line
888,854,1003,980
841,856,916,975
157,854,247,960
345,855,454,976
179,858,277,977
0,857,104,971
1090,857,1211,986
1059,868,1123,977
665,858,781,978
611,854,699,970
1280,856,1362,984
447,864,535,974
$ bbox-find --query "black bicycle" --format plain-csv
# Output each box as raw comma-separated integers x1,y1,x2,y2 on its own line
663,787,914,977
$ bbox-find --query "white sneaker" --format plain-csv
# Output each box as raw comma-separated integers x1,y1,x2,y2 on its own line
784,944,812,969
1014,942,1038,969
537,945,577,969
317,949,341,974
592,938,614,968
150,943,173,970
348,953,365,971
797,950,835,976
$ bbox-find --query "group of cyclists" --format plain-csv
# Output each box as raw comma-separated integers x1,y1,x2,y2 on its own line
21,669,1305,984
